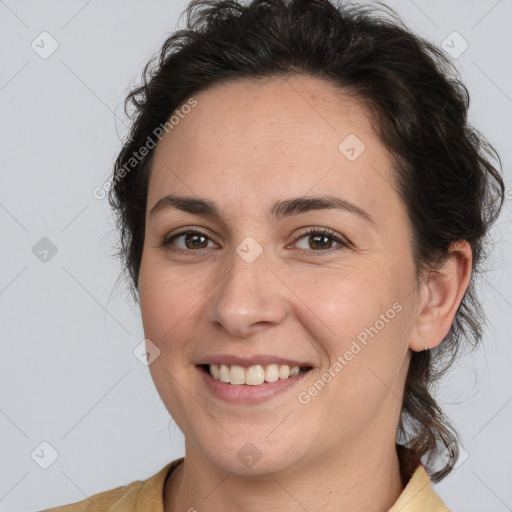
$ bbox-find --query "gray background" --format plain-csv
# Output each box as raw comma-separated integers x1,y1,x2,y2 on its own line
0,0,511,510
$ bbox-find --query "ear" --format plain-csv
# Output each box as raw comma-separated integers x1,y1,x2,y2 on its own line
409,240,473,352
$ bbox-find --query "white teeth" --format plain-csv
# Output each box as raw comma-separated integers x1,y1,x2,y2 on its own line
279,365,290,380
264,364,279,382
230,365,245,385
246,365,265,385
219,364,230,383
208,363,306,385
210,363,220,380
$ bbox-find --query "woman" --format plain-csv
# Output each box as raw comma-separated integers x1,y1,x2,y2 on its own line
44,0,505,510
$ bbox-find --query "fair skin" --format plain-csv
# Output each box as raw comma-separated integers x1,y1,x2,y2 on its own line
137,74,472,512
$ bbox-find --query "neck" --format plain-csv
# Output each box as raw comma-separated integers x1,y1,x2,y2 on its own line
165,440,405,512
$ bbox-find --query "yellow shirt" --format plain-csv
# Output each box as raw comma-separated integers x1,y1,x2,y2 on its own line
42,458,450,511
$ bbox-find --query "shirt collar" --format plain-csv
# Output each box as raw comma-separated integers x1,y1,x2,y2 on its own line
127,458,450,511
388,464,451,511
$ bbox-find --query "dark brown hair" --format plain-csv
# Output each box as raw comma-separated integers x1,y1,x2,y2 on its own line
108,0,505,483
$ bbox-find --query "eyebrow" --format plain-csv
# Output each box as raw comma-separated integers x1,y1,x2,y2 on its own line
149,194,374,224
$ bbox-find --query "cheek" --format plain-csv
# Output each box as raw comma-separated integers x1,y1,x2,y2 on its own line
138,257,206,340
138,261,203,414
297,265,409,395
138,259,223,391
298,266,402,349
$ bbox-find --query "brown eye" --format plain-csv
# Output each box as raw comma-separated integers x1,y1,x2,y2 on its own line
162,229,216,253
294,228,348,253
181,232,209,250
308,233,334,250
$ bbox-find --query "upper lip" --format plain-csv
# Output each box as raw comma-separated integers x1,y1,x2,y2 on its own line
196,354,313,368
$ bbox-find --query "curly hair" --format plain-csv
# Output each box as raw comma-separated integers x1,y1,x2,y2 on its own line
108,0,505,483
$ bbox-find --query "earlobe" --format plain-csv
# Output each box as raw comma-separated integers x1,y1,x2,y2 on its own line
409,241,472,352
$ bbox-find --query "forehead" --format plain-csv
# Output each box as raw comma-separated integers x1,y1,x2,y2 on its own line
147,74,398,220
156,74,377,157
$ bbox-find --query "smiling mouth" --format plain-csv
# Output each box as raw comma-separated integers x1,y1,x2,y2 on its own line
199,363,313,386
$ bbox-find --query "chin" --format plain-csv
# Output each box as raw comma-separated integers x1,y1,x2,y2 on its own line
211,448,300,477
190,430,308,478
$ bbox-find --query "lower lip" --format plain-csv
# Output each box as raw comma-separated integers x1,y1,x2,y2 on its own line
198,366,311,404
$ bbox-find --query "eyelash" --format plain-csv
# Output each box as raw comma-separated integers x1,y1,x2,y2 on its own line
159,227,349,256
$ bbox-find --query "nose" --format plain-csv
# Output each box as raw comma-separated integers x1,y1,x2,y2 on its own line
205,244,290,338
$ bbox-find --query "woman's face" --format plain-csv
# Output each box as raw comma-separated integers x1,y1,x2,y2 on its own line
138,74,420,475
